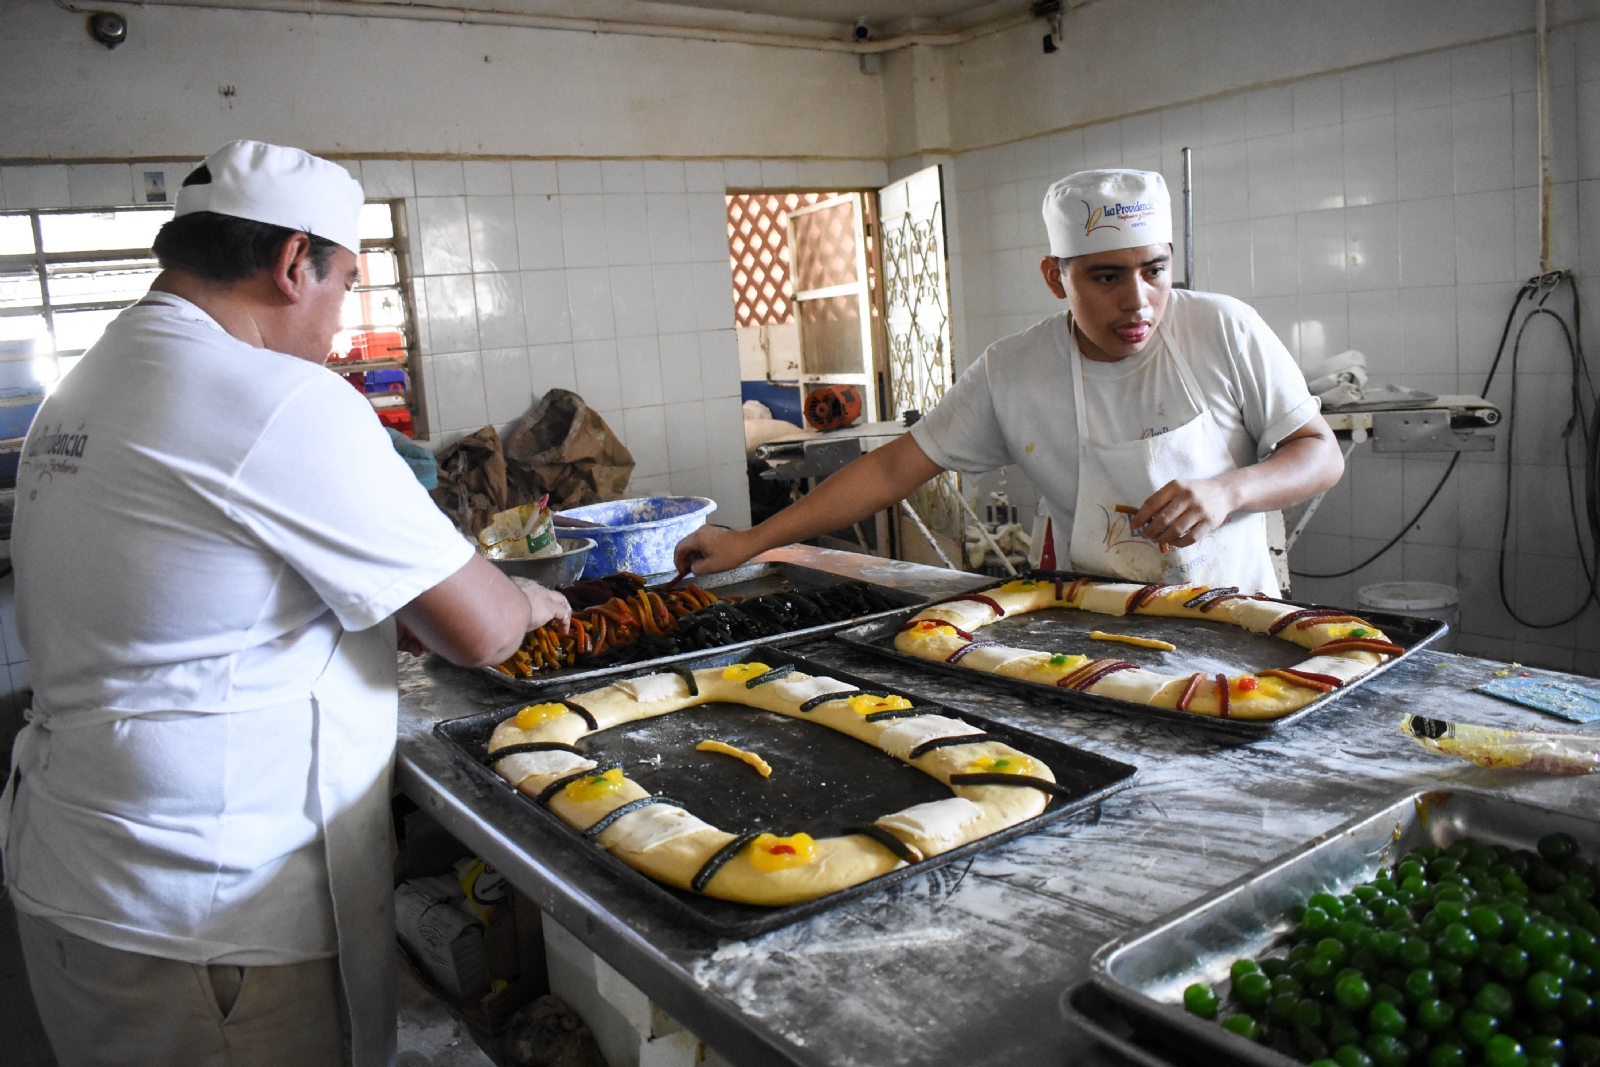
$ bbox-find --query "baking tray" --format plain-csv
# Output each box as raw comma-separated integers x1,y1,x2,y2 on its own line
832,570,1448,738
1085,790,1600,1067
436,645,1139,938
478,560,927,696
1058,981,1193,1067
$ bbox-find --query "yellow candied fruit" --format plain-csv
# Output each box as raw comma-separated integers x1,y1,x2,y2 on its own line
964,753,1037,776
722,662,770,682
514,703,568,729
906,621,958,640
1234,675,1288,701
563,767,624,803
1035,653,1088,674
848,694,913,716
998,578,1040,593
747,832,818,871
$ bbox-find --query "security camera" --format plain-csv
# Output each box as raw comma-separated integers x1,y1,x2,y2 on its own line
853,17,870,41
87,11,127,49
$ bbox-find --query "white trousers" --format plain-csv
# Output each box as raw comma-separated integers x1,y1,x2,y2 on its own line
15,910,345,1067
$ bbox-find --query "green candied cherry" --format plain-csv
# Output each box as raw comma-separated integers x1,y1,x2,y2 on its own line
1438,922,1481,963
1291,942,1317,964
1435,900,1471,926
1183,981,1219,1018
1270,990,1300,1022
1329,1017,1364,1050
1539,833,1579,863
1303,906,1337,939
1309,1061,1339,1067
1429,1042,1469,1067
1571,927,1599,965
1568,1033,1600,1067
1233,970,1272,1009
1494,944,1533,983
1337,971,1375,1011
1366,1033,1409,1067
1370,1000,1408,1037
1498,902,1532,937
1435,960,1465,991
1220,1014,1260,1041
1416,997,1455,1032
1471,906,1509,942
1525,1035,1563,1062
1334,1046,1376,1067
1403,875,1431,897
1404,967,1439,1002
1433,857,1464,879
1521,922,1559,959
1474,981,1515,1017
1272,973,1304,997
1483,1033,1530,1067
1307,954,1339,980
1399,859,1427,883
1400,937,1434,969
1312,892,1347,919
1384,904,1413,929
1319,937,1352,966
1563,986,1594,1024
1339,919,1368,944
1230,958,1262,983
1461,1007,1500,1046
1293,997,1326,1031
1547,953,1578,982
1375,930,1405,963
1259,956,1289,978
1402,1027,1430,1053
1527,971,1566,1013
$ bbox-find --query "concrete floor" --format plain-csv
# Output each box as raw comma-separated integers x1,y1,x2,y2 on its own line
1,892,495,1067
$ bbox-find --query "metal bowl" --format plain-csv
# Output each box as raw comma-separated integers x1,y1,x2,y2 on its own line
487,536,595,588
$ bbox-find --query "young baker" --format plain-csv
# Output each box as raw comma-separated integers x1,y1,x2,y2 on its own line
3,141,569,1067
676,168,1343,594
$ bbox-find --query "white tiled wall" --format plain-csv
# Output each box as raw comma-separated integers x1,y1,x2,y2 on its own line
944,28,1600,673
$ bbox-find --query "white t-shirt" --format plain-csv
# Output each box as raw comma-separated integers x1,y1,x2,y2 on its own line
6,293,474,964
910,289,1317,541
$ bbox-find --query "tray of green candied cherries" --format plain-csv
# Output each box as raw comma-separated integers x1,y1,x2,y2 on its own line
1077,790,1600,1067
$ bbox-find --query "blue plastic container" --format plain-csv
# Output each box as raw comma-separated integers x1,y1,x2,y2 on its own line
558,496,718,579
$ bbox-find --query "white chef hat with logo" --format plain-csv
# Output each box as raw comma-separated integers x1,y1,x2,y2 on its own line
1042,169,1172,259
175,140,364,253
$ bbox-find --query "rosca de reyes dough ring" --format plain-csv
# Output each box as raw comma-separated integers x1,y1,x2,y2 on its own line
892,578,1404,721
485,665,1066,907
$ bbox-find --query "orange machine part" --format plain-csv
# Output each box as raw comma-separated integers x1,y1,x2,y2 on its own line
803,385,862,432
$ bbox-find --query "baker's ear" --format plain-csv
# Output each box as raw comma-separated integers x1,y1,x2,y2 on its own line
1039,256,1069,300
270,232,315,302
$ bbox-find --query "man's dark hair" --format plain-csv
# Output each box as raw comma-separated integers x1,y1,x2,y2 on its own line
151,164,339,283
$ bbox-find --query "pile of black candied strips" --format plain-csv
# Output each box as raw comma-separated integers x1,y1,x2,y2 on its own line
1182,833,1600,1067
596,583,900,664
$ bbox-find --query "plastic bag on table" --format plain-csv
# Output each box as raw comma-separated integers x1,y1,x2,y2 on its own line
503,389,634,511
1401,714,1600,775
477,497,559,560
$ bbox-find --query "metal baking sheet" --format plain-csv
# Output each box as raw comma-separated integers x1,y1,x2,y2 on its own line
1087,790,1600,1067
436,645,1139,938
1059,981,1194,1067
478,560,927,697
831,571,1449,738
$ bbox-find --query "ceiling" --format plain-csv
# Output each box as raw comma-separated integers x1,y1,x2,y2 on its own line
640,0,1019,33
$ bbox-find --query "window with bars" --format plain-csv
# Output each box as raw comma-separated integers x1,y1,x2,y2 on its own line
0,201,422,434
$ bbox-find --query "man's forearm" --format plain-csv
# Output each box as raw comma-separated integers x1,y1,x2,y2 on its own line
1217,428,1345,516
739,433,945,556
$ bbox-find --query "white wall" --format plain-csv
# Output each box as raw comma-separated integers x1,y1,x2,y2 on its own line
942,25,1600,673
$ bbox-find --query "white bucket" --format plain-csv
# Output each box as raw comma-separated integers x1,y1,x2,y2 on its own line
1356,581,1459,653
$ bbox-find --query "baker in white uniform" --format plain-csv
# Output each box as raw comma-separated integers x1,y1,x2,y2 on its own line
2,141,569,1067
676,169,1344,594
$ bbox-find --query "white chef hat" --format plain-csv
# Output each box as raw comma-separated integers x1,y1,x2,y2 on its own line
175,140,364,253
1042,169,1172,259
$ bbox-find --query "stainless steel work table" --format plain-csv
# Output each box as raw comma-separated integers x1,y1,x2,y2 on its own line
394,545,1595,1067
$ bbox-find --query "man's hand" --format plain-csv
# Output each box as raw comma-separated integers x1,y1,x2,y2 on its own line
673,526,757,581
510,576,571,633
1131,478,1236,548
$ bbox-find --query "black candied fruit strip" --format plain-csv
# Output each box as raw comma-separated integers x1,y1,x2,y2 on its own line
846,824,921,863
581,796,685,839
690,830,764,893
669,665,699,697
797,689,896,712
745,663,797,689
535,763,623,806
484,741,586,765
907,732,990,761
947,772,1073,797
559,700,599,731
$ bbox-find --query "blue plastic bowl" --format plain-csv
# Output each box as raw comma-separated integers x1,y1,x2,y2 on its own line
558,496,718,579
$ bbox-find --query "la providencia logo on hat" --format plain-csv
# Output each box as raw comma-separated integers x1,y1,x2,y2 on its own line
1081,198,1158,236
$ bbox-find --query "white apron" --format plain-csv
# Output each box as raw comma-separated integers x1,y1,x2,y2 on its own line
1,618,400,1067
1066,320,1280,596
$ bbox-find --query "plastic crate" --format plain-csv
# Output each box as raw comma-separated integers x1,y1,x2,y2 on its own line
364,369,408,393
378,408,414,437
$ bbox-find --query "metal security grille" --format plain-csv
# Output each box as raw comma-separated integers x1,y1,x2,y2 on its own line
726,192,836,328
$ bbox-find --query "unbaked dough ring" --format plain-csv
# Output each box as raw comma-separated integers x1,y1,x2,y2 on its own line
892,578,1403,721
485,664,1058,907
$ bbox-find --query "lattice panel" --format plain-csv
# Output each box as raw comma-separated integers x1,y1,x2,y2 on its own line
791,200,859,293
726,193,835,329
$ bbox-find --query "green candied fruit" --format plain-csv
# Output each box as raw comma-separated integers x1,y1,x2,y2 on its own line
1416,996,1454,1032
1269,991,1300,1022
1564,986,1595,1025
1047,653,1070,666
1525,1035,1564,1062
1311,892,1347,919
1493,944,1532,983
1318,937,1351,966
1233,971,1272,1009
1429,1042,1469,1067
1229,958,1262,983
1309,1061,1339,1067
1220,1014,1260,1041
1398,859,1427,882
1398,937,1434,969
1182,981,1218,1018
1526,970,1565,1013
1460,1007,1499,1046
1438,922,1481,963
1470,906,1509,942
1483,1033,1529,1067
1334,1045,1376,1067
1538,833,1579,863
1366,1033,1409,1067
1335,972,1374,1011
1473,981,1515,1018
1369,999,1408,1037
1404,967,1439,1002
1293,997,1326,1031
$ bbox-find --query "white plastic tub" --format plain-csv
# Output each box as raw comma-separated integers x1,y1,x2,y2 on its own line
1356,581,1459,653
